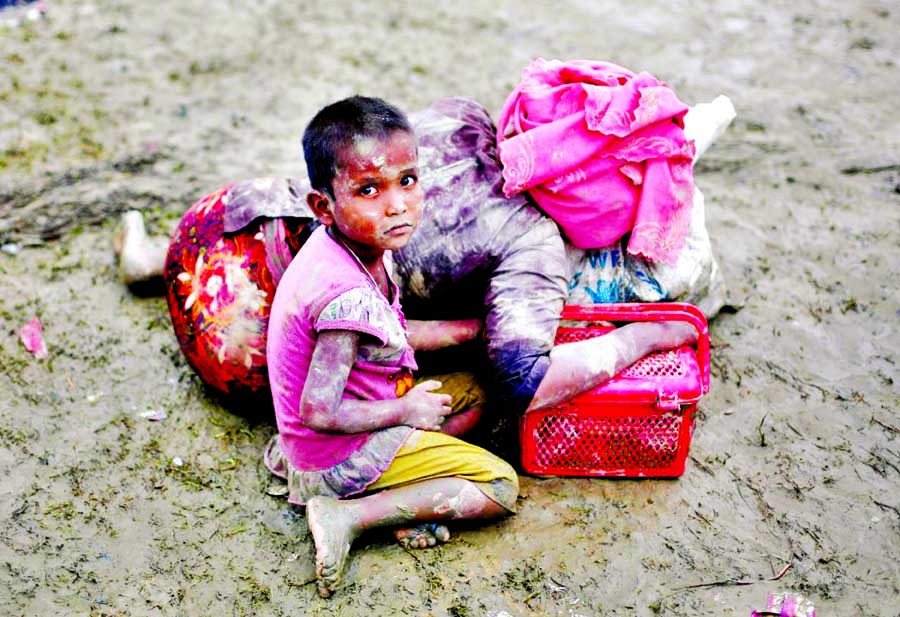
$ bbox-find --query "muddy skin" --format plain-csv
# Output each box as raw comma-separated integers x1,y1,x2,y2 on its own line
306,497,358,598
299,329,453,433
307,478,508,597
310,130,424,272
113,210,168,286
528,320,699,411
406,317,483,351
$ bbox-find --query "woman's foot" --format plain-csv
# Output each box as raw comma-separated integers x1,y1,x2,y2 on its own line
394,523,451,550
306,496,360,598
114,210,168,285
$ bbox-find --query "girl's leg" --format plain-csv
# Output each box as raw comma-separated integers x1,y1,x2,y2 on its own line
389,373,484,550
527,320,699,412
394,403,482,549
307,477,507,598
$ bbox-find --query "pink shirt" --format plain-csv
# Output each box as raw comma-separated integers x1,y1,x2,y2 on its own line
266,226,417,471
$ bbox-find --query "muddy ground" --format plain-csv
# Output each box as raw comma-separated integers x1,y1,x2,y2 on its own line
1,0,898,615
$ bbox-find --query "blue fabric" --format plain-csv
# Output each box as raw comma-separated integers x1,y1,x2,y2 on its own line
0,0,37,9
490,345,552,414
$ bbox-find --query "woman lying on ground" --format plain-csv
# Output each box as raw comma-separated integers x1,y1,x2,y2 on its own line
117,60,734,459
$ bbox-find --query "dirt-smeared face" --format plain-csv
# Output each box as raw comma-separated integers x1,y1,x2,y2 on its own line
327,130,423,257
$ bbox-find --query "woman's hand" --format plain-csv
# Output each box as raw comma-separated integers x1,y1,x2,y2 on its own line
406,318,484,351
649,321,699,351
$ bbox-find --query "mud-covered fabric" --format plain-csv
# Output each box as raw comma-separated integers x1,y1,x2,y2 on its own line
368,430,518,513
565,186,726,317
223,176,311,236
263,427,411,506
163,183,309,394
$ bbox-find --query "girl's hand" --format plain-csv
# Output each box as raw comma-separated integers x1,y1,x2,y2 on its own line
401,380,453,431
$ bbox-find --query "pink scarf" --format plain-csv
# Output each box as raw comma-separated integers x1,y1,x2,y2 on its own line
497,58,696,264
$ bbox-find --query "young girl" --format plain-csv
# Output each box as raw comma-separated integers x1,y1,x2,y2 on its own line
264,96,518,598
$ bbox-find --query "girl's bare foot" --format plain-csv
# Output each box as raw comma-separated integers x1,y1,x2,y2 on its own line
306,496,360,598
394,523,451,549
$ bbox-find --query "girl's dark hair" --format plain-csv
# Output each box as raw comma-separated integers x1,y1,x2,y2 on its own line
302,95,413,199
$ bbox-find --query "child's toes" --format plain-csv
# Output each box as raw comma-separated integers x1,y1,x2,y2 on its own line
317,580,333,598
317,571,341,597
395,524,451,550
430,523,450,543
395,526,423,549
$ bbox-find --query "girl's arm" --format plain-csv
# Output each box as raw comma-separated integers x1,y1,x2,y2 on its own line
299,329,454,433
406,318,483,351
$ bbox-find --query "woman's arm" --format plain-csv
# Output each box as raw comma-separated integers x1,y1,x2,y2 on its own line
526,321,698,412
406,318,483,351
299,329,454,433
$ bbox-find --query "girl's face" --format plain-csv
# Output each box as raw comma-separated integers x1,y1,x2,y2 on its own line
326,130,423,259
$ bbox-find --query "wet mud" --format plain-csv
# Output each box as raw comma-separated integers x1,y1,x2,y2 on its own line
1,1,898,615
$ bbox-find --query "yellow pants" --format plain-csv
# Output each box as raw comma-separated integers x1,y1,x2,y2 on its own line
367,429,519,513
367,369,517,511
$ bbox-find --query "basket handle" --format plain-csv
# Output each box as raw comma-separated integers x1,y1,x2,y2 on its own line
560,303,710,394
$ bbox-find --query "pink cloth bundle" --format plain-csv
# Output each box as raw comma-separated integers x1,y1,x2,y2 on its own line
497,58,696,264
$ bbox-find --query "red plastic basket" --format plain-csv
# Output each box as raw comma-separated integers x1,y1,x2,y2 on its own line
519,303,710,477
